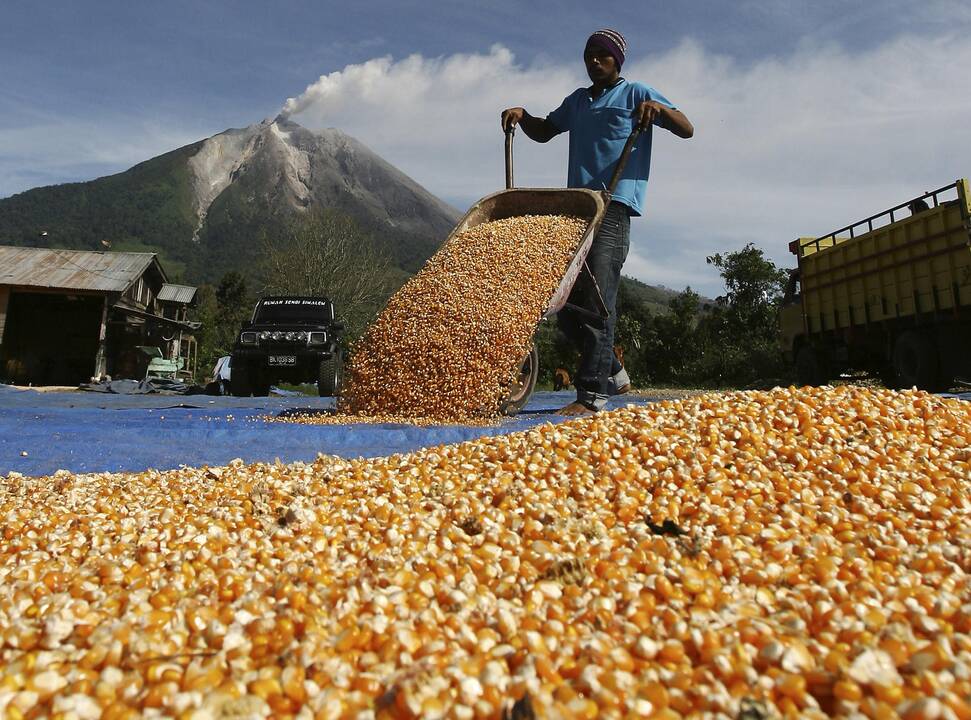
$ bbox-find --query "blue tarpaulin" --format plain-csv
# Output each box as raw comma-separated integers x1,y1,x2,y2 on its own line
3,384,967,477
0,385,660,477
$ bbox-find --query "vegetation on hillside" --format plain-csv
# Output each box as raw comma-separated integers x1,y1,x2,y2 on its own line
190,238,790,387
0,144,201,281
193,272,253,379
535,244,791,389
261,210,405,338
0,136,448,288
191,211,405,378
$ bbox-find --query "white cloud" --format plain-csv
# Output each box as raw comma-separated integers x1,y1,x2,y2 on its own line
286,33,971,297
283,45,580,196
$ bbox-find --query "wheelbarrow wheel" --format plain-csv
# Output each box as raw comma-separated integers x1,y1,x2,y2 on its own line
499,345,538,416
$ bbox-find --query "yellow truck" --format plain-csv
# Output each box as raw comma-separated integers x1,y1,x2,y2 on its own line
779,179,971,391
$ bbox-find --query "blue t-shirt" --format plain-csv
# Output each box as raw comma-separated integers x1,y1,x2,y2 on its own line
546,79,675,217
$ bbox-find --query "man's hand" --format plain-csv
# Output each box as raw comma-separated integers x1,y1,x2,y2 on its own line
635,101,694,138
499,107,559,143
634,101,666,129
501,107,526,132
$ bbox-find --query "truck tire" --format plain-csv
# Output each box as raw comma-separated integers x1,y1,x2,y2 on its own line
231,359,253,397
318,351,343,397
892,331,940,391
795,345,829,386
499,345,539,416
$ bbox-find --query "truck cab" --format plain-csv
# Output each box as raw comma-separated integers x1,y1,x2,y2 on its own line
778,267,802,363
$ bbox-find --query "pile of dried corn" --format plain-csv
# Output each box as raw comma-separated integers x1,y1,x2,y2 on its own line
339,215,588,422
1,385,970,720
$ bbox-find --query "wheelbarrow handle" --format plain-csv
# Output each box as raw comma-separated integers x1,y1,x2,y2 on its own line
605,125,642,196
504,124,642,195
504,126,515,190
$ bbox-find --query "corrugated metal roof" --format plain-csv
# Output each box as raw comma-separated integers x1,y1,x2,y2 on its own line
158,284,197,304
0,245,159,293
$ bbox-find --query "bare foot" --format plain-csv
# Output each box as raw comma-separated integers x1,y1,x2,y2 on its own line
557,401,597,416
614,383,631,396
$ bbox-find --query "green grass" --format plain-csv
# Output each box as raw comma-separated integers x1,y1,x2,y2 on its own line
111,238,188,280
274,383,321,396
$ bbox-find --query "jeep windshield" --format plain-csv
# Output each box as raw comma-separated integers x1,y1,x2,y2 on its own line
253,299,334,324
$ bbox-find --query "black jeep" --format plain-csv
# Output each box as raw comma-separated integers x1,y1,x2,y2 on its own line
230,296,345,397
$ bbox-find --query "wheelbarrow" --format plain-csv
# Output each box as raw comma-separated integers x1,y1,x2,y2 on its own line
448,125,642,414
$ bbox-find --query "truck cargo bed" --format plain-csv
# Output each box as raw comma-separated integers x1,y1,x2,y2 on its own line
794,179,971,332
781,179,971,390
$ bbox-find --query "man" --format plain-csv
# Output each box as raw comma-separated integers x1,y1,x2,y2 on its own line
501,28,693,415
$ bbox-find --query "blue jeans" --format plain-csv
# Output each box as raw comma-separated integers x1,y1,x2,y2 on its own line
557,201,631,409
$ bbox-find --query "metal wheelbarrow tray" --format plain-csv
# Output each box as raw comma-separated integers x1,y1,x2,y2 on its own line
445,127,641,414
449,186,608,320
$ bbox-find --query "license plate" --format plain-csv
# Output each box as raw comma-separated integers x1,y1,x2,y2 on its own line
268,355,296,366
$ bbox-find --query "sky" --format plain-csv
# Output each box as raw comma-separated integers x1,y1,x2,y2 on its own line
2,0,970,297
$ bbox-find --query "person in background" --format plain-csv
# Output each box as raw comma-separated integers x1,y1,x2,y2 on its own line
208,355,232,396
501,28,693,415
909,198,929,215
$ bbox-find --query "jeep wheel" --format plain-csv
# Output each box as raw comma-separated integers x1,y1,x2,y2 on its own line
231,360,253,397
499,345,538,416
318,352,343,397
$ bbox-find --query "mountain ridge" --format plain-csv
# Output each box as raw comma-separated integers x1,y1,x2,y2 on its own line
0,118,462,284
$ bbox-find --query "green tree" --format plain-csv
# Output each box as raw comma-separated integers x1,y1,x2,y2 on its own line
706,243,787,335
261,210,397,339
649,287,702,383
613,280,652,385
699,243,789,385
194,272,252,378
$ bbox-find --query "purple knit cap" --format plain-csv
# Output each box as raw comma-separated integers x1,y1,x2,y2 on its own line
585,28,627,68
